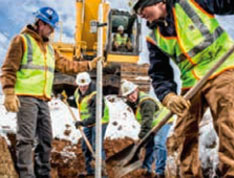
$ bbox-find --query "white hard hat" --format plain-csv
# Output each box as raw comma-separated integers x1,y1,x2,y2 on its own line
121,79,138,97
76,72,91,86
118,25,124,31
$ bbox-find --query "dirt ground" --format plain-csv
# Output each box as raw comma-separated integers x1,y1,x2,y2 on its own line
3,133,157,178
50,137,157,178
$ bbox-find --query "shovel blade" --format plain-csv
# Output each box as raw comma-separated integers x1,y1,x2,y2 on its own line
106,143,135,165
114,159,142,178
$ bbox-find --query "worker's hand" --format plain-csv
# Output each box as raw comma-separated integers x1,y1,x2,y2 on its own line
88,56,105,70
4,92,20,112
162,92,191,117
75,121,84,128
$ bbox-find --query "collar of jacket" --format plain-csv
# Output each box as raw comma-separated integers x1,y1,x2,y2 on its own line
78,82,96,97
20,24,49,44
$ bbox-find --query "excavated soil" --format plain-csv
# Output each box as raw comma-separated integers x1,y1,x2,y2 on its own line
3,134,157,178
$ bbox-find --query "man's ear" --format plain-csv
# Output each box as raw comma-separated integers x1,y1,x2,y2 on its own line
38,20,48,30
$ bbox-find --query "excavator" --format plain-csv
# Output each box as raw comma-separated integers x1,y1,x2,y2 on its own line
52,0,150,96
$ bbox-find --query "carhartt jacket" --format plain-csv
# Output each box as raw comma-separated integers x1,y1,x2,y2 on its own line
1,25,90,100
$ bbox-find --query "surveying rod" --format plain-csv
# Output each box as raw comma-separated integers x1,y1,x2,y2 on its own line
96,1,104,178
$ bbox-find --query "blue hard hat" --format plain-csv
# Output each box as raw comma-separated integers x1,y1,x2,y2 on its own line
33,7,59,29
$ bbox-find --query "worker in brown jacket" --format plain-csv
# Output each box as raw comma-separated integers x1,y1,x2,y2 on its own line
0,7,101,178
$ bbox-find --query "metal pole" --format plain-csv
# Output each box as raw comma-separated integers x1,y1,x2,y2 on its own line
95,2,104,178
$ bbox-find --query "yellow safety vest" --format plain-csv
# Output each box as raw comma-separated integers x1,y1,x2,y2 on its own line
115,33,128,46
74,89,109,123
136,92,174,127
15,34,55,99
147,0,234,89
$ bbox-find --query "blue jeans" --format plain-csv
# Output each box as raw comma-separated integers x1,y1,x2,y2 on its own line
82,124,107,174
142,123,171,175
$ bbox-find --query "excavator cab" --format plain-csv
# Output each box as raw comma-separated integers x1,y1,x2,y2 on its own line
52,1,150,96
106,9,141,63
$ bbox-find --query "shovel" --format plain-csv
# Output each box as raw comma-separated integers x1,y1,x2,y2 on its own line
107,45,234,178
63,99,108,176
63,99,95,157
63,99,108,174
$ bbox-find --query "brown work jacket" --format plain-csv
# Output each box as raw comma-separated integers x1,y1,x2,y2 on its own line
1,25,90,100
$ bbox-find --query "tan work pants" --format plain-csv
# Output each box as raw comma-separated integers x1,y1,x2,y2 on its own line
169,69,234,178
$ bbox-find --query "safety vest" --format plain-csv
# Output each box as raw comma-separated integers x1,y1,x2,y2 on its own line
74,89,109,124
135,92,174,127
15,34,55,99
115,33,128,46
147,0,234,89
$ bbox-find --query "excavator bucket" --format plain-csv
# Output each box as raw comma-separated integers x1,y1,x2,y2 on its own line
102,63,121,95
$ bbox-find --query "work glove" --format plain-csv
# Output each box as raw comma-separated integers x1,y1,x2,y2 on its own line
88,56,105,70
3,89,20,112
162,92,191,117
75,121,84,128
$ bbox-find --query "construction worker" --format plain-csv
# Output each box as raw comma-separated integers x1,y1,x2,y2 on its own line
113,25,132,52
73,72,109,177
130,0,234,177
121,80,172,177
0,7,101,178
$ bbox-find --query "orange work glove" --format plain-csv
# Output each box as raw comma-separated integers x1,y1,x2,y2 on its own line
3,89,20,112
88,56,105,70
162,92,191,117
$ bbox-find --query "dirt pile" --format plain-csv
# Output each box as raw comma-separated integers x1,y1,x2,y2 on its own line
51,137,156,178
3,134,156,178
0,136,18,178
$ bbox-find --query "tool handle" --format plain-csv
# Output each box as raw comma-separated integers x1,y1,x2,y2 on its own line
63,100,96,157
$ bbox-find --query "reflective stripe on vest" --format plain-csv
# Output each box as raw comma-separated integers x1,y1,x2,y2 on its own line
15,34,55,98
75,89,109,123
148,0,234,89
136,92,174,127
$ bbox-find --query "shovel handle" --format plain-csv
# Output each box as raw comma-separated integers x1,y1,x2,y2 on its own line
63,100,96,157
139,45,234,147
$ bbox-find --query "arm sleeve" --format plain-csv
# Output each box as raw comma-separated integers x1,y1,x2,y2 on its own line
147,41,177,102
54,50,90,74
1,35,24,94
138,100,159,138
195,0,234,15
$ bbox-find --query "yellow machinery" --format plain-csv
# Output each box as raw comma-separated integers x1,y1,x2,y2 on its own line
52,0,150,95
